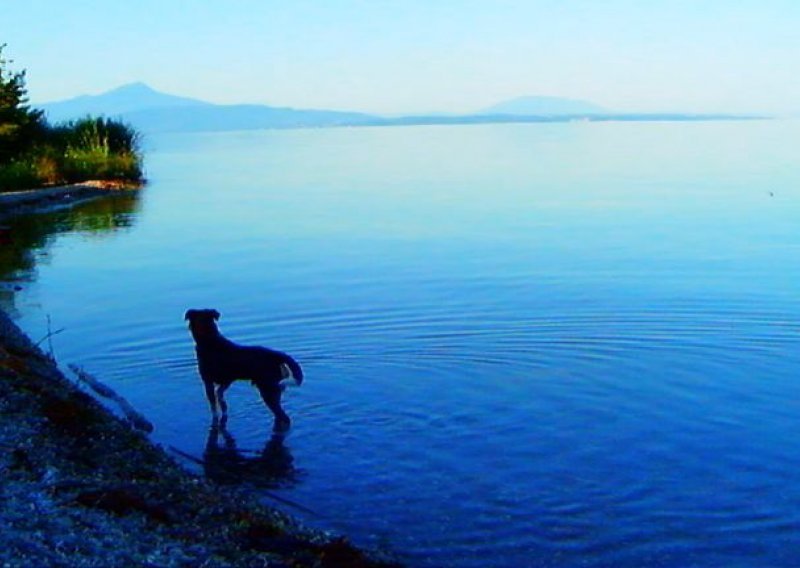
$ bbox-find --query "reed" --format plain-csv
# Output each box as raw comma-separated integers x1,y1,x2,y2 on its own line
0,117,144,192
51,117,141,156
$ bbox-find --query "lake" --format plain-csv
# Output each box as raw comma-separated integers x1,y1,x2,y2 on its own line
4,120,800,566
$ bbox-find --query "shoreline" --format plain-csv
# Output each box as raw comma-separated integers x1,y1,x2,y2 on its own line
0,181,141,222
0,188,399,566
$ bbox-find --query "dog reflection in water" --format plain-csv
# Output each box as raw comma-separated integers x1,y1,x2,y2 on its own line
185,309,303,432
204,415,299,488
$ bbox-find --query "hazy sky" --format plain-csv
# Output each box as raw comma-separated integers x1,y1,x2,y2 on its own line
4,1,799,114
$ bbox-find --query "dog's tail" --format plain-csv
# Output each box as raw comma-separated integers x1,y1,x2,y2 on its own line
280,353,304,386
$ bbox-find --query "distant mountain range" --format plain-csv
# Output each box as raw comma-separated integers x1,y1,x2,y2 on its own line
39,83,377,132
37,83,763,134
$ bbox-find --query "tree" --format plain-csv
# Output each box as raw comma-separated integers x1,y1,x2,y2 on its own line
0,44,45,164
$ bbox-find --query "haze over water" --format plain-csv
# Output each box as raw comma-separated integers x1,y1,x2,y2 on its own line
6,119,800,566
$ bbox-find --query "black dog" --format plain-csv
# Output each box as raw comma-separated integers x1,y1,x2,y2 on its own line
185,309,303,431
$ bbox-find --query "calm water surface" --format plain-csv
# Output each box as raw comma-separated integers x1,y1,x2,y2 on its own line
5,121,800,566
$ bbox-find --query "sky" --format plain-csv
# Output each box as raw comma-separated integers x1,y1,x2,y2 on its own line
3,0,800,115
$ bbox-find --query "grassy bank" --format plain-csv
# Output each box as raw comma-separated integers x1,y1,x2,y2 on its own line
0,117,143,193
1,45,143,193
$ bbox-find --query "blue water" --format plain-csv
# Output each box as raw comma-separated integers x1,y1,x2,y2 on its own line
5,120,800,566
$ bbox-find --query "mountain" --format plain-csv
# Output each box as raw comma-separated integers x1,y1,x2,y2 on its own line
39,82,211,123
36,84,760,134
38,83,378,132
479,96,608,116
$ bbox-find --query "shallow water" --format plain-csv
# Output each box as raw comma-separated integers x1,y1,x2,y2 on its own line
5,120,800,566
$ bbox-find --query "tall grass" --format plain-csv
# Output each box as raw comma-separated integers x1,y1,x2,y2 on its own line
0,117,143,192
52,117,143,184
51,117,141,155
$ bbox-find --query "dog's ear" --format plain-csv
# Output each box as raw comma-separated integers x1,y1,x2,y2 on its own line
211,309,220,321
184,309,195,321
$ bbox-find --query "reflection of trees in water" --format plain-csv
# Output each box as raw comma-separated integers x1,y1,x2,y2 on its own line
0,193,141,282
203,416,302,489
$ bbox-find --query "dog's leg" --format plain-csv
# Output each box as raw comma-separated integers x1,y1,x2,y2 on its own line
216,384,230,416
256,383,291,431
203,381,218,416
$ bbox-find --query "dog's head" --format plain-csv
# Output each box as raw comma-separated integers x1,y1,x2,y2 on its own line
185,308,221,341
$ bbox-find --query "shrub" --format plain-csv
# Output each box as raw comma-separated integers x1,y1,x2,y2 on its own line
0,151,62,192
0,157,42,191
0,46,144,192
61,148,142,183
0,118,144,192
51,117,141,155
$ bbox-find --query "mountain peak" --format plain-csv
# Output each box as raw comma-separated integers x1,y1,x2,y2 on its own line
41,82,212,123
108,82,158,95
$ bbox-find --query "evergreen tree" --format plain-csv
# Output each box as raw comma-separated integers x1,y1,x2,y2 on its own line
0,44,45,164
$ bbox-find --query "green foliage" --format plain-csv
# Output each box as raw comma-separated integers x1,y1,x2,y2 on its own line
0,46,144,192
51,117,143,183
61,149,142,183
51,117,141,155
0,156,42,189
0,44,45,164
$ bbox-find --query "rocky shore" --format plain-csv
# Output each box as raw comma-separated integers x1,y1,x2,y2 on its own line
0,188,399,567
